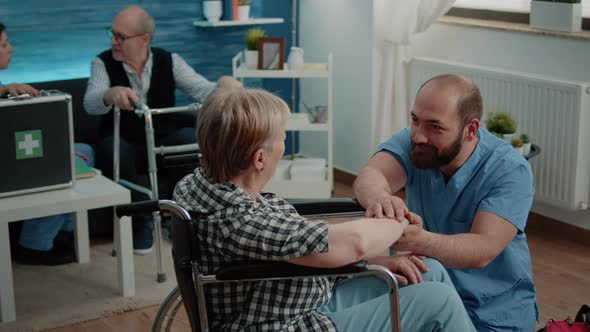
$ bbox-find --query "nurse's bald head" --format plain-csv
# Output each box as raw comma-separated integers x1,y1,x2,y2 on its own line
416,74,482,127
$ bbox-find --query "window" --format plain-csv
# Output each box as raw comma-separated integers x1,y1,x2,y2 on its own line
454,0,590,18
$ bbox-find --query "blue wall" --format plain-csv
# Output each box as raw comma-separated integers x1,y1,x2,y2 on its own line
1,0,300,151
0,1,294,89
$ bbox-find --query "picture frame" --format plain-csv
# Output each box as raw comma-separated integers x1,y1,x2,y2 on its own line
257,37,285,70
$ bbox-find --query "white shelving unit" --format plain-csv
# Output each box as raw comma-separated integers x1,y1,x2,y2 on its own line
232,51,333,198
193,18,284,28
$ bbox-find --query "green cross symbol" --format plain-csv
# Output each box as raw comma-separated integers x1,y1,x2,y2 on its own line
15,130,44,160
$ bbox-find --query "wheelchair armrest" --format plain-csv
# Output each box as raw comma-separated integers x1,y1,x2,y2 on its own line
115,200,160,218
215,260,367,280
289,198,365,218
116,200,191,222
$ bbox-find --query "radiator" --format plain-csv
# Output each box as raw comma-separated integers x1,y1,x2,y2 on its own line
409,57,590,210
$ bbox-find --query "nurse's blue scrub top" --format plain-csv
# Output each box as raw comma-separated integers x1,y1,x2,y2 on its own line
378,128,538,330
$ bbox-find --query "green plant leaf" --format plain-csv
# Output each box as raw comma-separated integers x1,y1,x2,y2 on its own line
485,111,517,134
245,28,266,50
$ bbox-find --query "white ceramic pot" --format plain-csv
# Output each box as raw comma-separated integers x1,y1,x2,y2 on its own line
502,133,516,144
238,5,250,21
244,49,258,69
203,1,222,23
287,47,304,71
514,146,524,155
523,142,532,156
530,1,581,32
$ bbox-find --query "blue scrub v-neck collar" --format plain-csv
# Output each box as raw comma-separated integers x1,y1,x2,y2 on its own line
433,129,484,194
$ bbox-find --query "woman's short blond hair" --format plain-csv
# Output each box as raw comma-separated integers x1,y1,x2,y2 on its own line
197,88,290,182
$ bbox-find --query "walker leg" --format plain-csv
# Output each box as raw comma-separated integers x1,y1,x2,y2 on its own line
153,211,166,282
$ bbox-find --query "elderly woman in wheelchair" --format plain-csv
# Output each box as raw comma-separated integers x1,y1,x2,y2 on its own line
141,88,476,331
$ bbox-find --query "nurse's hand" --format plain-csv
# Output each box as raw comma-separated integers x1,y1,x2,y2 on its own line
391,223,429,253
367,255,429,285
365,195,408,222
407,211,423,227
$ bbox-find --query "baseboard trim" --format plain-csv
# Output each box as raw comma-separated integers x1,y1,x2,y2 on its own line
532,202,590,231
527,213,590,247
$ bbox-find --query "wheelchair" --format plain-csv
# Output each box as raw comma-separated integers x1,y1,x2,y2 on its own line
112,103,200,282
115,198,402,332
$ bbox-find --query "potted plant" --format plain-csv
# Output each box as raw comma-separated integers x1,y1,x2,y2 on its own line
530,0,582,32
244,28,265,69
520,133,532,156
511,137,524,155
203,0,223,23
238,0,251,21
485,111,517,143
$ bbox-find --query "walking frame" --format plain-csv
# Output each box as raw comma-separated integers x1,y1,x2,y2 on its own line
112,102,201,282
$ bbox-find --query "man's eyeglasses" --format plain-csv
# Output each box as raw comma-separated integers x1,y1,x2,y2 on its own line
107,29,145,43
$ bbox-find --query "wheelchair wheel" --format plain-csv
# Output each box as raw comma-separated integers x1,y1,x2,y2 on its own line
152,287,191,332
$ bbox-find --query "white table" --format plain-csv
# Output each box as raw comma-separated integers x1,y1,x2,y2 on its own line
0,174,133,322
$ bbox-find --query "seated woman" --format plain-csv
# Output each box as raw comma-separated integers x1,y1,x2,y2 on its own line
1,22,93,265
173,88,475,331
0,23,39,96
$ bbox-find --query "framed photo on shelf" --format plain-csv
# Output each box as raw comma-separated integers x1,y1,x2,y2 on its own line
257,37,285,70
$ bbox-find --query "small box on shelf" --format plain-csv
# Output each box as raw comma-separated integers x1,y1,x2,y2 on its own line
290,158,326,181
289,113,311,127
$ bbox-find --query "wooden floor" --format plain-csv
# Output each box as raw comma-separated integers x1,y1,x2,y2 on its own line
47,181,590,331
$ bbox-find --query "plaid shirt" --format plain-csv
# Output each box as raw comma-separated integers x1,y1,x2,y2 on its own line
174,168,336,331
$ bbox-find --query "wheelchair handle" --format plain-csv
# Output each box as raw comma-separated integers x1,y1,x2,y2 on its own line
116,200,160,218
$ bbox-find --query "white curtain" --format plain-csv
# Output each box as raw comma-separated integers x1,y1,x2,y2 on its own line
371,0,456,148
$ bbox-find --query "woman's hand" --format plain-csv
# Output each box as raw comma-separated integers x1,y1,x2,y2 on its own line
1,83,40,97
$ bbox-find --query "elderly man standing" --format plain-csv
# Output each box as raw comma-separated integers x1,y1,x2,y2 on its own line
353,74,538,331
84,5,241,253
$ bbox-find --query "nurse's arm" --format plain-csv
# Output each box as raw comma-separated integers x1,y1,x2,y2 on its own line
392,210,517,269
353,152,409,221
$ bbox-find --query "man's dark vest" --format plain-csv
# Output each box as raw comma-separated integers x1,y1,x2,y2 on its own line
98,47,177,143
